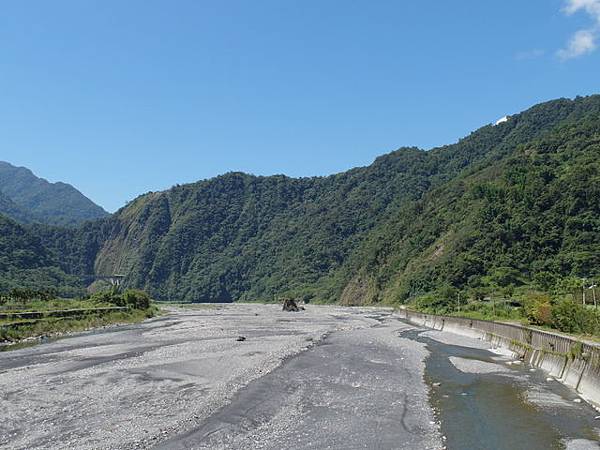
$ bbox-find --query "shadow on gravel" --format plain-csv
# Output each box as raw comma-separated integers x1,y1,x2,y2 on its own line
156,329,435,450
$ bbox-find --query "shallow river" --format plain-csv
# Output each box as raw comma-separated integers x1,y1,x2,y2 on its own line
406,329,599,449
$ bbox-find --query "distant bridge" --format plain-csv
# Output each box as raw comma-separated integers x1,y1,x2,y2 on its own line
83,274,126,286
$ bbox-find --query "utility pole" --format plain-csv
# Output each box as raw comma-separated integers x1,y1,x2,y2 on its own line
457,291,461,312
589,283,597,309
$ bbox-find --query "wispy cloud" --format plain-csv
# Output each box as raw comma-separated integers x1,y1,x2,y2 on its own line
558,0,600,60
515,49,545,60
558,29,597,59
563,0,600,21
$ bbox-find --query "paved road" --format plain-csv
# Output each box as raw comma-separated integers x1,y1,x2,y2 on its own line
0,305,440,450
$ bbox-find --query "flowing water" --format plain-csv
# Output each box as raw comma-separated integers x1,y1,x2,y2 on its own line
402,329,600,449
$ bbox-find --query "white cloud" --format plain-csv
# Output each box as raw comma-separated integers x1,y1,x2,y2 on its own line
558,0,600,59
558,29,597,59
563,0,600,22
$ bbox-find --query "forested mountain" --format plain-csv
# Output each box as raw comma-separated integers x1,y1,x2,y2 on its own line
0,162,108,226
0,214,82,295
1,95,599,304
0,191,33,224
340,100,600,304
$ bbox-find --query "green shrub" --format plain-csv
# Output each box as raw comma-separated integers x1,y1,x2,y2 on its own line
536,302,553,326
89,289,152,310
414,293,451,314
121,290,151,310
523,292,552,326
551,299,600,335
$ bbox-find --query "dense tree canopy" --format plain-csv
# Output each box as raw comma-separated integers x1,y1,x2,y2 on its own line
0,215,82,296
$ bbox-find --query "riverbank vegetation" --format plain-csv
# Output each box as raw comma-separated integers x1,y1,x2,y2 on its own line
0,288,157,343
411,280,600,337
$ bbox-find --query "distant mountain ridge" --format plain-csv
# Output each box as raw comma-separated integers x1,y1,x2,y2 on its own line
0,161,108,226
0,95,598,302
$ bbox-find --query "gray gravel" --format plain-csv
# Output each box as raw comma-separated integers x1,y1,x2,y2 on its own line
448,356,513,375
0,304,442,450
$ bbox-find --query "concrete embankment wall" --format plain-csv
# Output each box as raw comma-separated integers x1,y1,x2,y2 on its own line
396,309,600,408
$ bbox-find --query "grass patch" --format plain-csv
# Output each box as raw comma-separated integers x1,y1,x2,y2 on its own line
0,306,158,343
0,297,113,313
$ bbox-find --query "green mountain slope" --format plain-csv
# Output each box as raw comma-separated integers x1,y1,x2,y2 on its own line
0,190,33,224
0,214,83,296
58,95,599,303
341,100,600,304
0,162,108,226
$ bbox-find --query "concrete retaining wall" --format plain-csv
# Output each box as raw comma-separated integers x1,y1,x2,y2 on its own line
397,309,600,409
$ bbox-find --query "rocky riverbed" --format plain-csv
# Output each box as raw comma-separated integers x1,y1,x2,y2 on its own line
0,304,598,449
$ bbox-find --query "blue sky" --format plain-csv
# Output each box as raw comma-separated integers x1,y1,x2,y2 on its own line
1,0,599,212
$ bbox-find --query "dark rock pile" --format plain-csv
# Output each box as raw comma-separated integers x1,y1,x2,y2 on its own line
282,298,304,312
